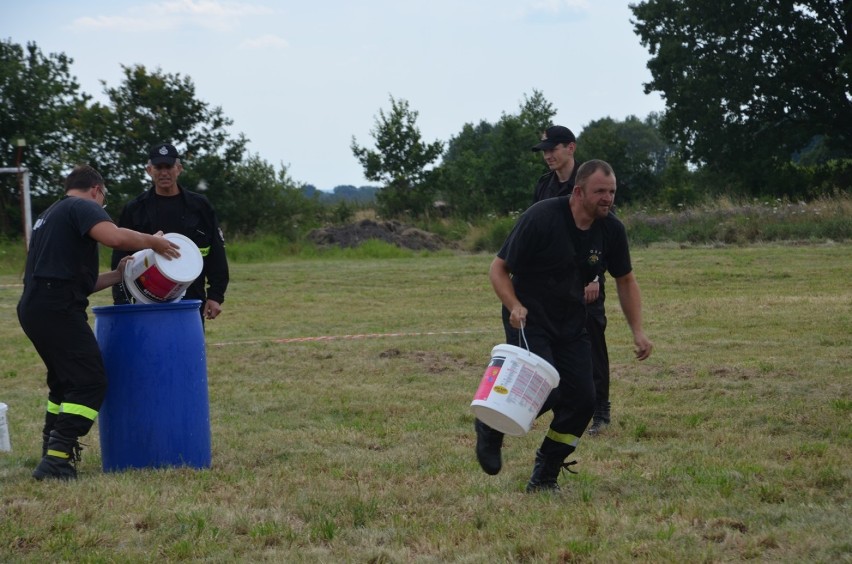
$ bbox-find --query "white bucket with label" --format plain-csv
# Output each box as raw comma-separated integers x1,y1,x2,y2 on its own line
122,233,203,304
470,344,559,436
0,402,10,452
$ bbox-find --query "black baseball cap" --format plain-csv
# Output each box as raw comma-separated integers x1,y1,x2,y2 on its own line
531,126,576,151
149,143,179,165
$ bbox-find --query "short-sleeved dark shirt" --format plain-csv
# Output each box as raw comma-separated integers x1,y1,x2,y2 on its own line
497,197,632,338
23,196,112,296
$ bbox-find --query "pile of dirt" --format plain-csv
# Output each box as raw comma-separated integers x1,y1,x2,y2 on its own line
307,219,452,251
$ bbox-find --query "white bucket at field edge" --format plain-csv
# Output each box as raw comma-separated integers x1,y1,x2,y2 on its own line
123,233,203,304
0,402,10,452
470,344,559,436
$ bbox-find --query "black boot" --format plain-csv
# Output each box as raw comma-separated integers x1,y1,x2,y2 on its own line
474,419,504,475
32,431,82,481
587,401,611,436
525,443,577,493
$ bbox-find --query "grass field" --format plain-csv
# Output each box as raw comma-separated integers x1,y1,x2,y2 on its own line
0,244,850,562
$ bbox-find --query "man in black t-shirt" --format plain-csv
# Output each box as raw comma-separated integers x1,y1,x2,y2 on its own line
18,165,179,480
479,160,653,492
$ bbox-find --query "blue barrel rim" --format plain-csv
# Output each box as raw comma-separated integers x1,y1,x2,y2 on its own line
93,300,203,314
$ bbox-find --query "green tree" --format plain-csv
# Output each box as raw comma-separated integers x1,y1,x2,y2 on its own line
516,89,557,134
81,64,247,209
433,90,557,218
0,40,90,235
351,96,444,218
631,0,851,196
178,153,323,237
485,114,544,214
214,155,320,237
658,155,700,208
432,120,495,218
576,114,673,205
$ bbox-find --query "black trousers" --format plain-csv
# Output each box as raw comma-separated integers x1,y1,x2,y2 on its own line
586,313,610,408
18,280,107,440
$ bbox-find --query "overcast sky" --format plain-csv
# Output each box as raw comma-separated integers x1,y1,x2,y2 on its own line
5,0,664,191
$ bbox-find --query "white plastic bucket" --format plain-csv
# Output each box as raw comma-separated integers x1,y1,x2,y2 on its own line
470,344,559,436
122,233,203,304
0,402,10,452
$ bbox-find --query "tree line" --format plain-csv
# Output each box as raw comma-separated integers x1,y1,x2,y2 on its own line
1,0,849,236
0,41,322,240
353,0,850,219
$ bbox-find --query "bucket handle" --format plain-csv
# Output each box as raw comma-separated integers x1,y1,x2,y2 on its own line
518,321,531,355
120,280,135,304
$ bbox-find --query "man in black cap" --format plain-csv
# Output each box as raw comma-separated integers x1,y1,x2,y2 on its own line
533,125,612,435
111,143,229,322
531,125,579,202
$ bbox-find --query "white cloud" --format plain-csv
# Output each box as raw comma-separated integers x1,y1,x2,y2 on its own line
73,0,274,33
519,0,590,21
153,0,272,19
73,15,166,33
239,34,289,50
528,0,590,14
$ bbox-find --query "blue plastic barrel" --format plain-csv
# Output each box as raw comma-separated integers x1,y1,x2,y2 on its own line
93,300,211,472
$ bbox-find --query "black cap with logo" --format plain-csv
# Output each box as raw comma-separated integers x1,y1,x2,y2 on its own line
531,126,576,151
149,143,179,165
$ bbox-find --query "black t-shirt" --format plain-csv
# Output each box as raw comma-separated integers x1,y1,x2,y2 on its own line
23,196,113,295
497,197,632,337
153,193,186,235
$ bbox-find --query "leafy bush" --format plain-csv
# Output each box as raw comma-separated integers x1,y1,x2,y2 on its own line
469,215,518,253
0,194,848,275
621,193,851,247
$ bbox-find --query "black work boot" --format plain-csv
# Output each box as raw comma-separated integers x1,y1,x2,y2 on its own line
587,401,611,436
525,444,577,493
474,419,504,475
32,431,82,481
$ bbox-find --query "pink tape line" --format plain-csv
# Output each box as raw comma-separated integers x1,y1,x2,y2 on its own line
211,329,487,347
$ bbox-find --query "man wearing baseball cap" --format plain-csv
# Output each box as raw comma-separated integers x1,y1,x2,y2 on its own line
533,125,612,435
111,143,229,323
530,125,579,202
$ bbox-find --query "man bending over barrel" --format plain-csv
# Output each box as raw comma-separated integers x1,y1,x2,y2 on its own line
18,165,179,480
